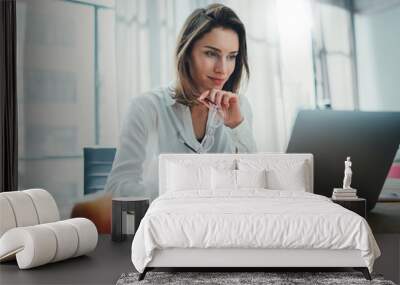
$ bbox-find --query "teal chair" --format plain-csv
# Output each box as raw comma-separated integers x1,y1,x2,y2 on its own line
84,147,116,195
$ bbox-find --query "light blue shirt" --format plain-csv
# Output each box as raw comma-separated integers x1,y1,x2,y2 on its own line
105,85,257,200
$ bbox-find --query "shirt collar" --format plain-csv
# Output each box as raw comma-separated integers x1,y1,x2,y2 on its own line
164,84,178,106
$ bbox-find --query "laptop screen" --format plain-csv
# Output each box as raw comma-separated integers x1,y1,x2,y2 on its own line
286,110,400,211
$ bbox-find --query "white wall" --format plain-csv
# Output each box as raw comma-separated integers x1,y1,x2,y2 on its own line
16,0,116,218
354,3,400,192
355,5,400,111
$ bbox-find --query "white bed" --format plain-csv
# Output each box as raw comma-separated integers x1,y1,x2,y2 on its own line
131,153,380,280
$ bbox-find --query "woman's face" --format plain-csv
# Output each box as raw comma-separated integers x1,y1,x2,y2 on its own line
190,27,239,93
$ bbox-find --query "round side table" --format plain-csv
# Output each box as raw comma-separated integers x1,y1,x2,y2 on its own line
111,197,149,242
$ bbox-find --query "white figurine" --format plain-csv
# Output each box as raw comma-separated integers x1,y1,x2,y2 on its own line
343,156,353,189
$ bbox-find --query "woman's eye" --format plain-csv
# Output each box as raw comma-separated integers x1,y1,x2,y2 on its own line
228,54,237,60
205,51,217,57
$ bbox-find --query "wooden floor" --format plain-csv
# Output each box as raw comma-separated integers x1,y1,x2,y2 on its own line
373,234,400,284
367,201,400,284
0,235,133,285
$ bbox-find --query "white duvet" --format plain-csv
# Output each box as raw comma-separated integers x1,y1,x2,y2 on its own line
131,189,380,273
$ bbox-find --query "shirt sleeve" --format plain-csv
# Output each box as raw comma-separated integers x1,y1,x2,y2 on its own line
225,95,257,153
104,95,157,198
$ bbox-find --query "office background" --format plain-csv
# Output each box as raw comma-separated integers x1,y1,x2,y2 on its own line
14,0,400,218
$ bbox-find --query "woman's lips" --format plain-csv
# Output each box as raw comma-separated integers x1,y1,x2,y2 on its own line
208,77,225,85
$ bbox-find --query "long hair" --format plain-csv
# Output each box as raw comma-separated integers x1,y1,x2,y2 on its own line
174,3,249,106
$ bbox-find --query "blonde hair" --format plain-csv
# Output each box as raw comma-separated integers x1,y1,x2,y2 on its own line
174,3,249,106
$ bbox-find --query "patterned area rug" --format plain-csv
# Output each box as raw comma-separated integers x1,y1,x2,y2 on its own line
116,271,396,285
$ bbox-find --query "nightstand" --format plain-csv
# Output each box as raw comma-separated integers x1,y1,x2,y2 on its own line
331,197,366,218
112,197,149,242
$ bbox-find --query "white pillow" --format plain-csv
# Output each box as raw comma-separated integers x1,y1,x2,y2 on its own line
211,168,236,190
237,169,268,188
238,159,308,192
211,168,268,190
167,162,211,191
266,162,307,191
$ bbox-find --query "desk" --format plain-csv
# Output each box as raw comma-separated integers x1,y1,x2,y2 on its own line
0,235,132,285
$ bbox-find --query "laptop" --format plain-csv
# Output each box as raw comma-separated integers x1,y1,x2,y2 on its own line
286,110,400,211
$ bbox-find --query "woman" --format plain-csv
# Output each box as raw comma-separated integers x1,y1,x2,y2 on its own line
106,4,257,200
106,3,257,200
71,4,257,232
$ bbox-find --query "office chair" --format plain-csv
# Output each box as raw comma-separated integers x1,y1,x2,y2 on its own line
71,147,116,233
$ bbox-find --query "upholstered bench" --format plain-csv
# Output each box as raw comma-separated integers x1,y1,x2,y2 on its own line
0,189,98,269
